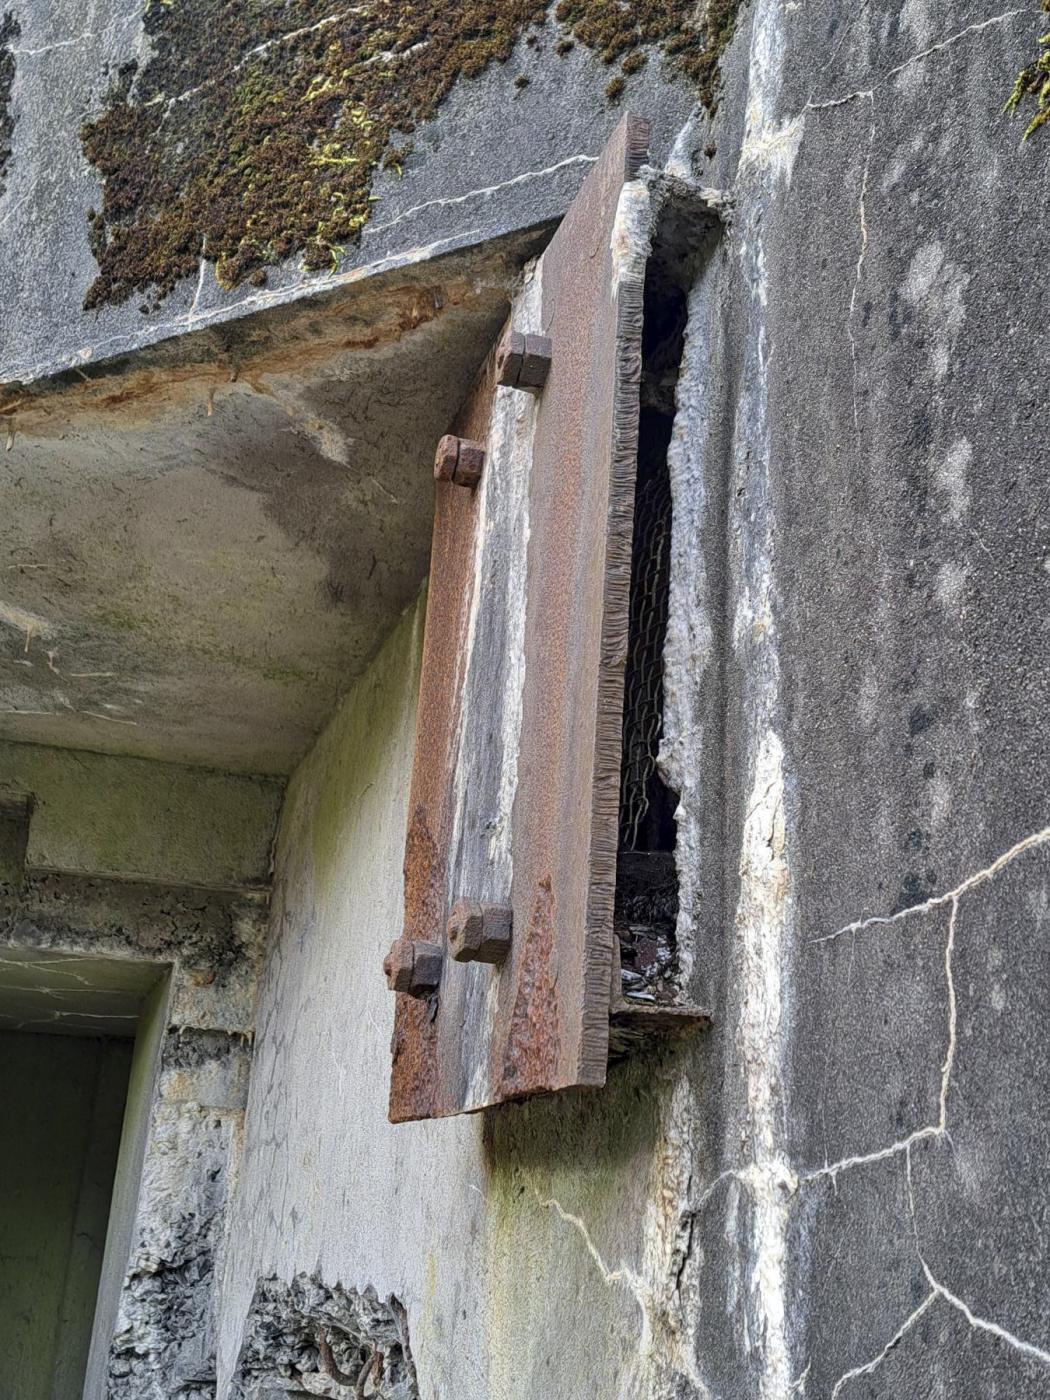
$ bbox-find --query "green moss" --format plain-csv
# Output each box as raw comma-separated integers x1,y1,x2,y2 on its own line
1005,0,1050,138
81,0,747,309
0,12,18,198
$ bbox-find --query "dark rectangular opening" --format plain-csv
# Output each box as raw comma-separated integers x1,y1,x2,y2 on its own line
613,187,714,1038
0,947,165,1399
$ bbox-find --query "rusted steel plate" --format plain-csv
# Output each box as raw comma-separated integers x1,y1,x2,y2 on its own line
389,114,651,1121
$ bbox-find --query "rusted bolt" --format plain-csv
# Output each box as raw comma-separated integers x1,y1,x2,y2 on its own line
383,937,444,997
434,434,485,489
495,329,552,392
446,899,512,965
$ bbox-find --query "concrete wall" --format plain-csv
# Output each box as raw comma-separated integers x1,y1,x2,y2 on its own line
217,598,711,1397
4,0,1049,1393
0,741,281,891
217,0,1050,1375
1,848,268,1395
0,1030,133,1400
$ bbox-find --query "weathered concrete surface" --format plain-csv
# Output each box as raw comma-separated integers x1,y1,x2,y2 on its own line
217,600,716,1399
0,242,542,774
0,5,693,388
0,740,280,888
0,942,162,1034
0,2,697,777
217,0,1050,1391
0,866,268,1397
0,0,1045,1392
655,0,1050,1389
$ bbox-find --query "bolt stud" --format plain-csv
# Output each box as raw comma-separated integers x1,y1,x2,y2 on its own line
446,899,513,965
496,330,552,392
383,937,444,997
434,434,485,489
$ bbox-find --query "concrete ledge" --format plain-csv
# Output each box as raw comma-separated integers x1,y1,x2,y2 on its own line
0,740,281,888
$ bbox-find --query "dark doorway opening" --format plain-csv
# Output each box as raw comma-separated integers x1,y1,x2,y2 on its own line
0,947,165,1400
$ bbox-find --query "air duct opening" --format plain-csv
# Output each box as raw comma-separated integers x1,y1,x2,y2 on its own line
615,186,712,1022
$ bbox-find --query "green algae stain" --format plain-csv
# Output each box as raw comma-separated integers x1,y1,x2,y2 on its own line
482,1054,671,1393
1005,0,1050,138
80,0,747,309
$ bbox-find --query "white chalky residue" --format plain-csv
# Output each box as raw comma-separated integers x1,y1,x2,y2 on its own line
934,437,973,524
734,729,797,1400
484,261,541,877
902,241,970,382
610,181,652,295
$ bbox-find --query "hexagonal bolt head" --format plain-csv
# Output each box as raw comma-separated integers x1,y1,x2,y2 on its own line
446,899,513,965
495,330,552,392
433,434,486,489
383,938,444,997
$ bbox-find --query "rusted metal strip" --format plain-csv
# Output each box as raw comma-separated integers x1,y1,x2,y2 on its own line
389,114,652,1121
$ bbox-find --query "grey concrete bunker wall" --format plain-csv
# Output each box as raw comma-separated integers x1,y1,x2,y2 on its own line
1,0,1049,1392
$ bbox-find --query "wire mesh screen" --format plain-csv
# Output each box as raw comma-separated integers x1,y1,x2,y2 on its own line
618,433,672,852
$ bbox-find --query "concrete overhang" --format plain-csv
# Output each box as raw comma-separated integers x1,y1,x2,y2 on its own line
0,944,165,1036
0,232,548,775
0,4,696,778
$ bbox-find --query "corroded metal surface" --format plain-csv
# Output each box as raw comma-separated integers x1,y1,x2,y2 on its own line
389,114,652,1121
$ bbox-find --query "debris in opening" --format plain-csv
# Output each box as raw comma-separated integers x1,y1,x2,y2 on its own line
231,1273,418,1399
614,184,715,1020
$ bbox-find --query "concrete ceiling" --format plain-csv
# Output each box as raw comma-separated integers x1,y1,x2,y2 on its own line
0,233,544,775
0,945,164,1037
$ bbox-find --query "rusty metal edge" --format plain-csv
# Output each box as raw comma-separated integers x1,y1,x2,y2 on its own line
577,112,653,1087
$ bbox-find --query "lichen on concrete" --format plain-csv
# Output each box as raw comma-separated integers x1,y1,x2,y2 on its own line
80,0,746,308
0,11,18,198
1005,0,1050,137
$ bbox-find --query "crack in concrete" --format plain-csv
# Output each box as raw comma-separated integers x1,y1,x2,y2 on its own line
803,892,960,1185
828,1290,939,1397
846,93,875,445
803,6,1027,113
803,820,1050,1186
918,1258,1050,1368
540,1187,721,1400
141,7,370,123
884,9,1028,81
811,824,1050,947
904,1150,1050,1372
366,154,599,239
9,11,139,60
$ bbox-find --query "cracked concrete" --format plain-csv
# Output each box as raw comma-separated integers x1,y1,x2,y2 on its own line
1,0,1046,1391
213,0,1050,1386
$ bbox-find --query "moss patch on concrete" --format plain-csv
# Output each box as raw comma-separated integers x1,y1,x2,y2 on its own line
1005,0,1050,138
0,12,18,199
81,0,746,309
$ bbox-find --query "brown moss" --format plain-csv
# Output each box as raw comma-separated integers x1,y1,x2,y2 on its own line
1005,0,1050,138
81,0,747,309
0,12,18,198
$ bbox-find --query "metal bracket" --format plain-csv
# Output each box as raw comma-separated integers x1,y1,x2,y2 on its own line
385,115,715,1123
